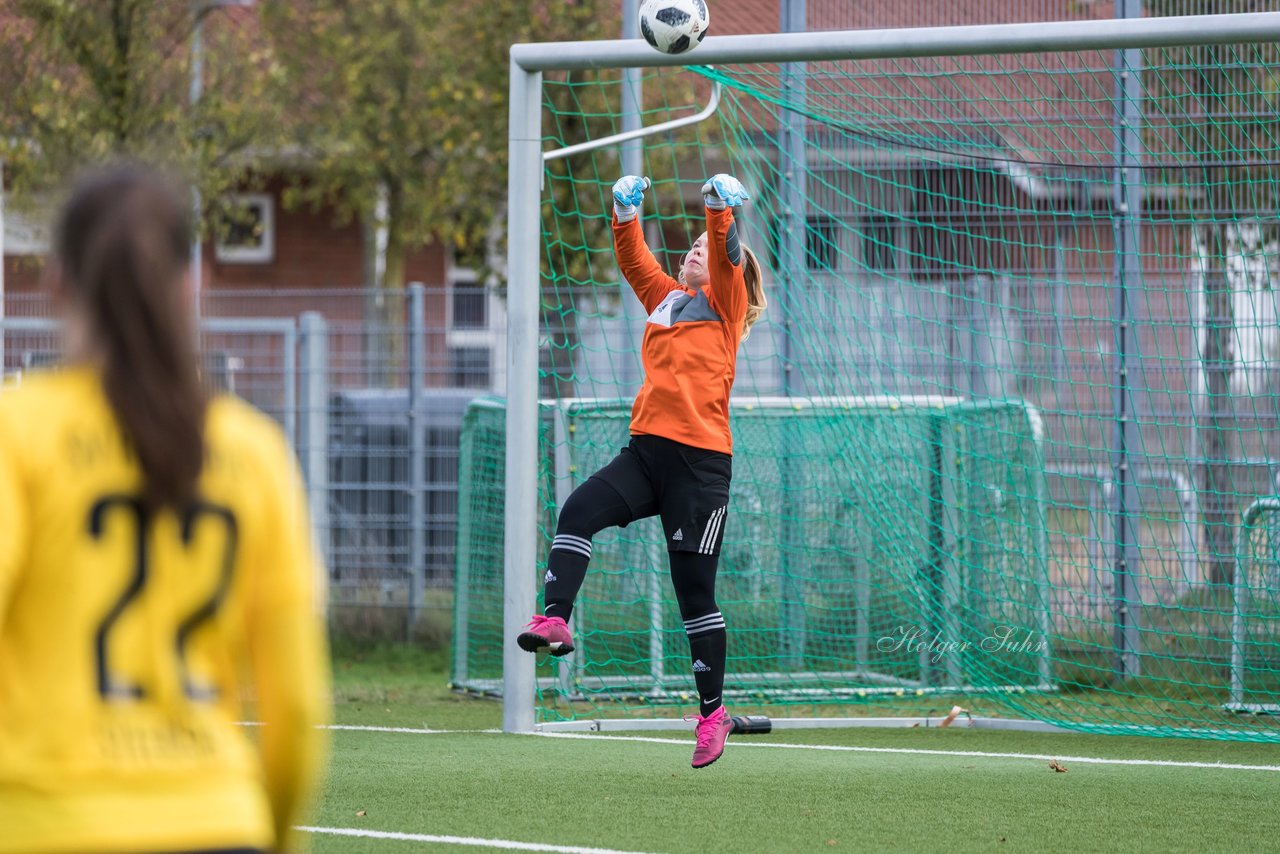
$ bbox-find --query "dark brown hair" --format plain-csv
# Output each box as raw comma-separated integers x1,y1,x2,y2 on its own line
54,164,206,511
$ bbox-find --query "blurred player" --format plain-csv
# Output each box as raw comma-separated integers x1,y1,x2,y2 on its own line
517,173,765,769
0,164,330,853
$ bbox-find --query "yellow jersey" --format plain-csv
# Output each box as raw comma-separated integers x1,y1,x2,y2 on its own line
0,367,330,853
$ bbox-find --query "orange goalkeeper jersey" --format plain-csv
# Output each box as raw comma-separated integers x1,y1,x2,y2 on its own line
0,368,330,854
614,206,748,454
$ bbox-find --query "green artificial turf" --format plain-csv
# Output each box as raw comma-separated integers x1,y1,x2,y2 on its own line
313,646,1280,853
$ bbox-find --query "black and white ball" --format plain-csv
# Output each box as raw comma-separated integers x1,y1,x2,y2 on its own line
639,0,710,55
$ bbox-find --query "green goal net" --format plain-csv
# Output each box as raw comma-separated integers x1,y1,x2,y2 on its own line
459,20,1280,740
455,396,1051,708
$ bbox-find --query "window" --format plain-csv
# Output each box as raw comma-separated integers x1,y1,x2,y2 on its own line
450,346,491,389
215,193,274,264
22,350,59,370
445,238,501,391
3,193,52,255
861,216,898,272
806,216,838,270
911,167,982,282
451,275,487,329
766,215,839,272
448,241,491,331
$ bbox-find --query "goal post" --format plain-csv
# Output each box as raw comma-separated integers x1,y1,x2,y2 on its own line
502,11,1280,737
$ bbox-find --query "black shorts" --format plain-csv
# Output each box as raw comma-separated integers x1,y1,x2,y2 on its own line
590,434,732,555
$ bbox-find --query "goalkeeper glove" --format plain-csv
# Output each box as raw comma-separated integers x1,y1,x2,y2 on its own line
612,175,651,223
701,174,749,210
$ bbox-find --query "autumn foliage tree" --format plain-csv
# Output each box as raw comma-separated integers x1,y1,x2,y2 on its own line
0,0,278,235
260,0,620,376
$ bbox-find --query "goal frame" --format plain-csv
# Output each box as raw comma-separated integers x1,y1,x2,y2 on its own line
1228,498,1280,716
503,10,1280,734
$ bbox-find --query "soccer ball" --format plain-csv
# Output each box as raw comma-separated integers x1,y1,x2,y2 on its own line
639,0,710,55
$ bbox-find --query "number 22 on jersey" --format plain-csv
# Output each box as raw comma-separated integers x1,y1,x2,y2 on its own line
88,495,238,703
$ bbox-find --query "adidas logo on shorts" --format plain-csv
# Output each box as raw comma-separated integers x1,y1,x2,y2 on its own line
692,659,711,672
672,529,684,542
544,570,557,583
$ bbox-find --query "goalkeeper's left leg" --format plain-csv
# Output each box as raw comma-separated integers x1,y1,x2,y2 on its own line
671,551,733,768
671,552,728,718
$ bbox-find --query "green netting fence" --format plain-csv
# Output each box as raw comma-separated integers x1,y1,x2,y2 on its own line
456,28,1280,740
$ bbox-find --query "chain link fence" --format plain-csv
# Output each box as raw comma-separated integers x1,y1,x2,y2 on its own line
2,284,496,643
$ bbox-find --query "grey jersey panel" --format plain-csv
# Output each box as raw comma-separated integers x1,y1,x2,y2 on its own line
673,289,722,324
647,288,723,327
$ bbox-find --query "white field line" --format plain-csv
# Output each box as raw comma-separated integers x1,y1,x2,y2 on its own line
328,725,502,735
246,721,1280,772
298,825,658,854
238,722,500,735
533,731,1280,773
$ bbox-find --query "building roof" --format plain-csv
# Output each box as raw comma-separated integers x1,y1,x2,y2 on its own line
712,0,1117,34
709,1,1126,169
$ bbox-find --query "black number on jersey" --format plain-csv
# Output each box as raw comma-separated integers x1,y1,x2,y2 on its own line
176,502,238,700
89,496,148,700
88,495,239,702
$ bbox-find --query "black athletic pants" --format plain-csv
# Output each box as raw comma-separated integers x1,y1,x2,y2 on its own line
542,435,731,716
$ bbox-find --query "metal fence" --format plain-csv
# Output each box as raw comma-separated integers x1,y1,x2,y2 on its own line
7,258,1277,645
1,283,494,640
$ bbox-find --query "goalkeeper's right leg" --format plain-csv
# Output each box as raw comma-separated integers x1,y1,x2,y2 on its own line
517,445,657,655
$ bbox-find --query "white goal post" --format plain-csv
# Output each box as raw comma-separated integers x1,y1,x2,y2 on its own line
503,11,1280,735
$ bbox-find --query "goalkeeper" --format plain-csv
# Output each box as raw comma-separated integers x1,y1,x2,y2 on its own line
517,174,765,769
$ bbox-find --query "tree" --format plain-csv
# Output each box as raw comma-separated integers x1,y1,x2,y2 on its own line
0,1,279,235
260,0,622,381
1148,0,1280,585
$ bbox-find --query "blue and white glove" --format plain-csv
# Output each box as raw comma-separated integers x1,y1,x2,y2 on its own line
701,174,749,210
612,175,651,223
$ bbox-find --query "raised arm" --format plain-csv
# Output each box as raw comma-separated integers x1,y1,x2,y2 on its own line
611,175,678,313
701,174,750,324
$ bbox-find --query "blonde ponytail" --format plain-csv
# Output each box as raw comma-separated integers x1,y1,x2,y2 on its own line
740,245,766,343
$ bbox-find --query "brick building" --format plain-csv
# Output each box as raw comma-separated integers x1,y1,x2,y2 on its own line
0,6,503,391
4,1,1272,405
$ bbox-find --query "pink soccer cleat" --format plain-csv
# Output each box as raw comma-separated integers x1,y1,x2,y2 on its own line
689,705,733,769
516,615,575,657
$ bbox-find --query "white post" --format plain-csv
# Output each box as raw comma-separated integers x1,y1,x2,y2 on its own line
1230,507,1249,707
777,0,808,671
503,56,543,734
619,0,645,397
552,405,576,699
939,419,963,687
511,13,1280,71
622,0,664,702
299,312,330,565
1109,0,1145,681
407,283,426,630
